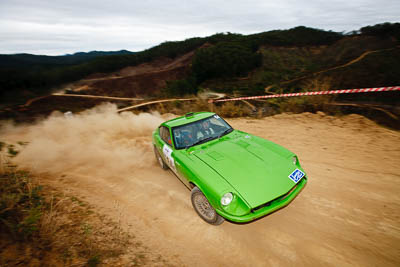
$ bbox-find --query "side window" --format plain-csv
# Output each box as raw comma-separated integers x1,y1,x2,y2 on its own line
159,126,172,146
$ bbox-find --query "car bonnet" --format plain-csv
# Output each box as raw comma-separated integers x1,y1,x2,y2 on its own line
192,133,299,208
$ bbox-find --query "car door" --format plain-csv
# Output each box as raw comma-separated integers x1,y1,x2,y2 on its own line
157,126,191,188
157,126,174,168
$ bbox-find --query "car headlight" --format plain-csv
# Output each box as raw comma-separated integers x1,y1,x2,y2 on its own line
292,156,297,165
221,192,233,206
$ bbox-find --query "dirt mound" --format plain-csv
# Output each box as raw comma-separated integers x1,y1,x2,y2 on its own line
1,108,399,266
72,50,196,97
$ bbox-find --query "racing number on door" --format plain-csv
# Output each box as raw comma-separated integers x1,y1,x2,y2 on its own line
163,144,176,172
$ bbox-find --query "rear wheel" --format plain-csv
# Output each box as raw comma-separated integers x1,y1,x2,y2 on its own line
154,146,168,170
191,187,224,225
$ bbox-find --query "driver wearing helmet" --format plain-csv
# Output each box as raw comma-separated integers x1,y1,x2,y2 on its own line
197,120,215,139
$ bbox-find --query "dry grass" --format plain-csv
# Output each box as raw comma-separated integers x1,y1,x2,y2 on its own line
277,77,337,114
131,77,398,129
147,98,253,118
141,78,337,119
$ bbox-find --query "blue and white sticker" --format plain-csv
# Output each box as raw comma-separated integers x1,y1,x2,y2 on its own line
288,169,304,183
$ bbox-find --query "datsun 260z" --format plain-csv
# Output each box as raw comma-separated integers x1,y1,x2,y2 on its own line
152,112,307,225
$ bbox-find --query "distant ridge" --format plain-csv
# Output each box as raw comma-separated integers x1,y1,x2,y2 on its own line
64,50,134,57
0,50,134,68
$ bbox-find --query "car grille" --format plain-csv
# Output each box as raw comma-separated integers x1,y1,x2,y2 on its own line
251,178,304,213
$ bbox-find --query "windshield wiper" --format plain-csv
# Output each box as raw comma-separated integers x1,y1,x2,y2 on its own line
218,128,233,139
187,136,216,149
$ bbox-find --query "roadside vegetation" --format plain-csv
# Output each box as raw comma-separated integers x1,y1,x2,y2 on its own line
0,142,166,266
139,74,399,129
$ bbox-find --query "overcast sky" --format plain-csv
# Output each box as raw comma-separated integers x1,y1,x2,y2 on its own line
0,0,399,55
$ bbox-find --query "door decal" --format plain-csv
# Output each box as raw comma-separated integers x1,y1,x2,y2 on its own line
162,144,176,172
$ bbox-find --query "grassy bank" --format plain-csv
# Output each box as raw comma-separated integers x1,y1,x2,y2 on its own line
131,90,399,130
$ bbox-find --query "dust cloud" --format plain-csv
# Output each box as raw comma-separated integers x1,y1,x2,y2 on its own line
0,103,171,178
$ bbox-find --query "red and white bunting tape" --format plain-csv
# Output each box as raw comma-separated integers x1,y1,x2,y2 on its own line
211,86,400,103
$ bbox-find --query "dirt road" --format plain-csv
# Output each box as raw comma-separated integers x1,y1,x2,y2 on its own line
265,46,400,89
1,105,399,266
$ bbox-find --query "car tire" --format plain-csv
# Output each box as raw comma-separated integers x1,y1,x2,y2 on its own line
154,146,168,170
191,187,224,225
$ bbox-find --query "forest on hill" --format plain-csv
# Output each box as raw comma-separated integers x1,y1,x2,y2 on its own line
0,22,399,106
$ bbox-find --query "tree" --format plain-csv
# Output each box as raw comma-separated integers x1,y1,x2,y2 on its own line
192,42,262,83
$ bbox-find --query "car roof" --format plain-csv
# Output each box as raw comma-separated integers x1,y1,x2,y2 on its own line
162,112,216,128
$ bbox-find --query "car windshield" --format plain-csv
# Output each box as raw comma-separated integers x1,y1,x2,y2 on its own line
172,114,233,149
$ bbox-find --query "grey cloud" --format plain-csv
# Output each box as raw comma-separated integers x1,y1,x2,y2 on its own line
0,0,399,55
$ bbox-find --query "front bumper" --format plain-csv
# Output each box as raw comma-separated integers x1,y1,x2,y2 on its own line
216,177,307,223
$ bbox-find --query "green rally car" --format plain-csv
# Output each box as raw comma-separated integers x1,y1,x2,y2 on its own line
152,112,307,225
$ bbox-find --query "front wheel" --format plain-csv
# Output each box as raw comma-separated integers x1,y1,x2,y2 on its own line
191,187,224,225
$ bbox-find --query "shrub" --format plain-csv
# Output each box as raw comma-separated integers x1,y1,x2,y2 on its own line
216,102,253,117
163,77,198,96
